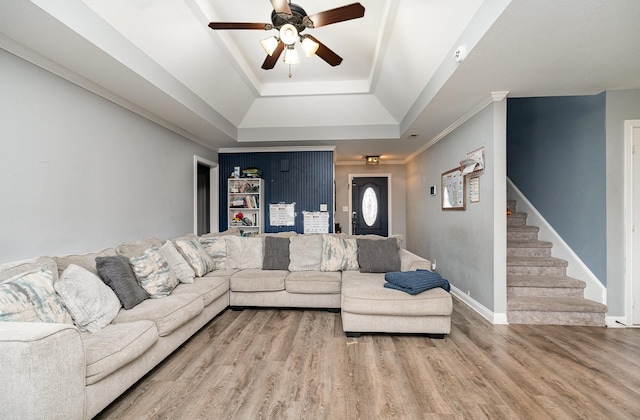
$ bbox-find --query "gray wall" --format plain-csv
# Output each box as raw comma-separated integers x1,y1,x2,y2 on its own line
605,89,640,316
334,164,407,243
507,94,607,284
406,102,504,311
0,49,217,263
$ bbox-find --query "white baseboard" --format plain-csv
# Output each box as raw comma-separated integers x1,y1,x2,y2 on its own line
605,316,638,328
451,286,508,325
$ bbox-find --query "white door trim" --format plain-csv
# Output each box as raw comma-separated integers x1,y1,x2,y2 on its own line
193,156,219,234
624,120,640,325
348,173,392,235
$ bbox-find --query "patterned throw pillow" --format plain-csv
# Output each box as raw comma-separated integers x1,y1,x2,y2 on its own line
320,235,360,272
199,236,227,270
0,266,73,324
173,237,216,277
130,247,179,298
55,264,121,333
160,241,196,284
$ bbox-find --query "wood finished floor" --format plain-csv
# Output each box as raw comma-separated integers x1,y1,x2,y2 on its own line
95,298,640,419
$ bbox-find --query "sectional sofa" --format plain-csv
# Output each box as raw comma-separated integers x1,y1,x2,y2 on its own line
0,230,452,419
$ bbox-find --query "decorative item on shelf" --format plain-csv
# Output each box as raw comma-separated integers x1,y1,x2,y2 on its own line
242,167,263,178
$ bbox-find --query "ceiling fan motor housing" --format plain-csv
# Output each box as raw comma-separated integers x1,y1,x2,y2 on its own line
271,3,312,33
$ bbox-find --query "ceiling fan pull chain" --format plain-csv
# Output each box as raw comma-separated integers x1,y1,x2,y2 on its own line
288,64,293,78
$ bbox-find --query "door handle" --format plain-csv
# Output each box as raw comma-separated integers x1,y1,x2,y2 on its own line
352,211,357,234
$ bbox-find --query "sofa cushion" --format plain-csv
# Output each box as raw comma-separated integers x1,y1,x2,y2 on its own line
0,257,58,282
230,269,287,292
225,236,263,270
285,271,341,294
199,236,228,270
288,235,323,271
116,237,164,259
54,248,117,277
159,241,196,284
357,237,401,273
55,264,121,333
262,236,290,270
0,267,73,324
320,235,358,272
112,293,204,337
341,272,453,316
81,320,158,385
130,246,179,298
173,276,229,307
174,237,215,277
96,255,149,310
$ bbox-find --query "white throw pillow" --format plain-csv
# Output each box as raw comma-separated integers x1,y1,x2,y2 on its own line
56,264,121,333
225,236,263,270
289,235,323,271
320,235,359,272
160,241,196,284
173,237,216,277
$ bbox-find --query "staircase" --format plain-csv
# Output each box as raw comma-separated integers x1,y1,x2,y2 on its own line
507,200,607,326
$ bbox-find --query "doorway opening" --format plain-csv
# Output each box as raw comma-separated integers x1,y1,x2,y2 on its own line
194,156,218,235
349,174,391,236
624,120,640,325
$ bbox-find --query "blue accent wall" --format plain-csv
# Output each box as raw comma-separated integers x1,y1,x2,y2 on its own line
219,151,334,233
507,94,606,284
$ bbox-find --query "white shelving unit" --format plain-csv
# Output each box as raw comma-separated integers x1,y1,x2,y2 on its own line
228,178,264,235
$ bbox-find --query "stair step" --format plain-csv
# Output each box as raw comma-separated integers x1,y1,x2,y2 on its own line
508,297,607,326
507,226,539,241
507,275,585,298
507,240,553,257
507,199,517,213
507,256,567,276
507,212,527,227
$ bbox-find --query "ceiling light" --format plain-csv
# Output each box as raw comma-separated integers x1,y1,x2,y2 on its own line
301,36,319,57
283,46,300,65
365,156,380,165
279,24,298,46
260,36,279,56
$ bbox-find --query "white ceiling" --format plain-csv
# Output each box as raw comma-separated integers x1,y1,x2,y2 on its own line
1,0,639,163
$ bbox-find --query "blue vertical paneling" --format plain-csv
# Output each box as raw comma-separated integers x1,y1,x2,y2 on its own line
219,151,334,233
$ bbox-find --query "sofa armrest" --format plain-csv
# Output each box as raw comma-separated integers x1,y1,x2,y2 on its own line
399,248,432,272
0,322,86,419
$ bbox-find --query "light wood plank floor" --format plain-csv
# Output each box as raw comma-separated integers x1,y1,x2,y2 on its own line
96,298,640,419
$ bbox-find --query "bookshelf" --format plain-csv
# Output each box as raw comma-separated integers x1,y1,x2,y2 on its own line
228,178,264,235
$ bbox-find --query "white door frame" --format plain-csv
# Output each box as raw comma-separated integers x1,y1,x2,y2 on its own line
624,120,640,325
193,156,219,234
348,173,392,235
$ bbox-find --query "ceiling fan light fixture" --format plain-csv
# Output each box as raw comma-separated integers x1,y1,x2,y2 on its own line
283,45,300,64
301,36,319,57
279,23,298,45
260,36,280,56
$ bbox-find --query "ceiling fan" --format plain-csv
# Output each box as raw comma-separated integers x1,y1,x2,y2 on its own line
208,0,365,70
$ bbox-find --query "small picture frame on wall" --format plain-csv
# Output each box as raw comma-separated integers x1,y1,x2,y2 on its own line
441,168,466,210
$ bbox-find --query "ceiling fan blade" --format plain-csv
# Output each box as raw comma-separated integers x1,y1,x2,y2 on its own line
306,3,365,28
307,35,343,66
262,42,285,69
208,22,269,30
270,0,292,15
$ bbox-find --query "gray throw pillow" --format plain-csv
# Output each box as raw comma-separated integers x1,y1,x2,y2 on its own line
262,236,290,270
357,237,401,273
96,255,148,309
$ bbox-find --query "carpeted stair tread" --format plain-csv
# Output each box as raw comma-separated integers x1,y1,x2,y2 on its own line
507,240,553,248
507,256,568,267
508,275,586,289
508,226,539,233
508,296,607,313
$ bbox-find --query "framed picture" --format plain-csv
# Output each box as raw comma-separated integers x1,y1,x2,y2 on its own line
441,168,466,210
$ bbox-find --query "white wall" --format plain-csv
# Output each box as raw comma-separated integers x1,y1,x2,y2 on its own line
334,164,407,243
605,89,640,316
0,49,217,263
405,99,507,317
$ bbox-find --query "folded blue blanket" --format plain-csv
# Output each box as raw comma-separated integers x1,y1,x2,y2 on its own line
384,269,450,295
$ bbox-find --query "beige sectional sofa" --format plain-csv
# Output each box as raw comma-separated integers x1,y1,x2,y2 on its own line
0,230,452,419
